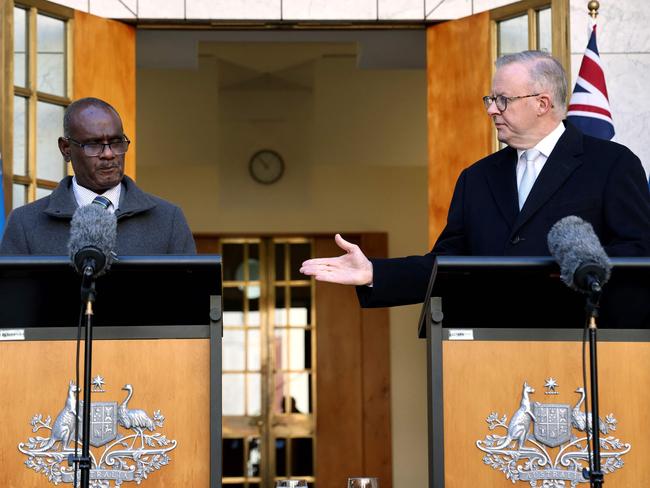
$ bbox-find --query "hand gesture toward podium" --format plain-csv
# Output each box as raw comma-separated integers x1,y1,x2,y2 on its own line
300,234,373,286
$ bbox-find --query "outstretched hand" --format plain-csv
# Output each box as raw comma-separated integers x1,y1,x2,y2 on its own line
299,234,373,286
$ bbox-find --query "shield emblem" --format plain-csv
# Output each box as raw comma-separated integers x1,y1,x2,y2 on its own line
79,401,118,447
533,403,571,447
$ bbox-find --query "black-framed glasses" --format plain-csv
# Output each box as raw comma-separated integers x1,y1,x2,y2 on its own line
66,136,130,157
482,93,540,112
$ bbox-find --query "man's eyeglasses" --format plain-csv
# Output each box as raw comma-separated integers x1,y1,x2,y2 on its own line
482,93,540,112
66,136,130,157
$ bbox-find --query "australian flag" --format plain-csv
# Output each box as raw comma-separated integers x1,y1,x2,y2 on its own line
567,24,615,140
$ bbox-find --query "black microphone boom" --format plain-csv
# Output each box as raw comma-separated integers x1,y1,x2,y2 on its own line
68,203,117,278
547,215,612,294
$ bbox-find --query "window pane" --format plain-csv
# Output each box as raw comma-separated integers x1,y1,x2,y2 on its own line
36,187,52,200
37,14,65,96
223,373,245,415
275,438,287,476
247,438,261,476
222,438,245,477
498,15,528,56
248,329,261,371
222,243,243,281
289,328,306,370
290,243,310,280
247,373,261,416
223,329,245,371
13,96,27,177
36,102,65,182
287,372,311,413
14,7,27,87
537,8,552,53
12,184,27,209
291,438,313,476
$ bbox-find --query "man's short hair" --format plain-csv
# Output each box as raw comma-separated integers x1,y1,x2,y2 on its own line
496,50,568,117
63,97,121,137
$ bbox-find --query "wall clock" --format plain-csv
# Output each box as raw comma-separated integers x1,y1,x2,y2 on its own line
249,149,284,185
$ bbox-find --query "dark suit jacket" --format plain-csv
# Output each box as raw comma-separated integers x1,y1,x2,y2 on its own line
359,121,650,309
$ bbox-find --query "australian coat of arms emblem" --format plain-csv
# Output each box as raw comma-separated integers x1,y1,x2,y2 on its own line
18,377,177,486
476,380,630,487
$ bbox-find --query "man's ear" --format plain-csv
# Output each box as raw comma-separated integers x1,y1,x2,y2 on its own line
537,94,554,115
58,137,71,162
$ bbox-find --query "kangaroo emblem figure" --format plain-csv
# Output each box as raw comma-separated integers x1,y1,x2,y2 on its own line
493,382,536,450
35,381,78,451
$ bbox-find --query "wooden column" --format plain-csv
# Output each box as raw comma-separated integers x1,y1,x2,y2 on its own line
426,13,493,247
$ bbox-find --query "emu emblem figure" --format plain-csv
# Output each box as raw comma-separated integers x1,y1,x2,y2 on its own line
117,384,156,449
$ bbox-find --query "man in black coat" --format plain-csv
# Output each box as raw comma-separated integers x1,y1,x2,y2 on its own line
300,51,650,309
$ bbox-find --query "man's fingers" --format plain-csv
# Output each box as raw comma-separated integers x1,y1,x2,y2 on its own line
334,233,357,253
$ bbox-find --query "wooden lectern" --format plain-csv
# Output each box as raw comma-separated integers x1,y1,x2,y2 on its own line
419,256,650,488
0,255,222,488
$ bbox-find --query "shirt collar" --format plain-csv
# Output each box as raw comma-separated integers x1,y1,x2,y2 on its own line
72,176,122,212
516,122,566,160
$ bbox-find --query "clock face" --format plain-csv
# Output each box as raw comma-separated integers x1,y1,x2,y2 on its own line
249,149,284,185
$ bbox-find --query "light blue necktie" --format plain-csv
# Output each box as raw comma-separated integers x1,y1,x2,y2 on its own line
518,149,540,210
92,195,112,211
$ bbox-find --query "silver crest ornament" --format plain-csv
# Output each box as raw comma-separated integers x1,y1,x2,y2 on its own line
476,380,630,487
18,379,177,487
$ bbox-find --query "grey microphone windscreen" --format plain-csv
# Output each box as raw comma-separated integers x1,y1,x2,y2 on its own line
547,215,611,291
68,203,117,276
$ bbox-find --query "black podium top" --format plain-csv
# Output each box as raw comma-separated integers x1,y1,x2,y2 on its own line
0,255,222,328
418,256,650,335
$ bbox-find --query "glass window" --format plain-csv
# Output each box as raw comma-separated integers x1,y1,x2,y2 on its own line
13,96,28,177
14,8,27,87
12,184,27,209
537,8,552,52
37,14,66,96
498,15,528,56
36,102,65,181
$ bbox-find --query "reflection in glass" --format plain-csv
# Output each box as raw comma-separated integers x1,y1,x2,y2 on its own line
288,372,311,413
223,329,245,371
37,14,65,96
248,373,261,416
223,374,245,416
223,287,244,320
274,328,288,370
498,15,528,56
247,438,261,476
14,7,27,87
36,102,65,181
13,96,28,177
275,438,287,476
13,184,27,209
222,244,244,281
537,8,552,53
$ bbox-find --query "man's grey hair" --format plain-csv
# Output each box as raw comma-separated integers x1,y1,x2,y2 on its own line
496,50,568,116
63,97,121,137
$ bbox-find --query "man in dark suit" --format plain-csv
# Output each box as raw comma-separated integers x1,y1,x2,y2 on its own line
300,51,650,308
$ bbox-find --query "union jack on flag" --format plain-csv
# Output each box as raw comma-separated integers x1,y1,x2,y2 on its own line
567,24,615,140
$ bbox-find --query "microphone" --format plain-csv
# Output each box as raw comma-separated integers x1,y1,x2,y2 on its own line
68,203,117,278
547,216,612,294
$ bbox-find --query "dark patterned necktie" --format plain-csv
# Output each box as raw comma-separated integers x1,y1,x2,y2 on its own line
92,195,112,210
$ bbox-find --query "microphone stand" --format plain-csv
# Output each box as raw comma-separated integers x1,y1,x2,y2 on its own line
71,265,98,488
584,288,604,488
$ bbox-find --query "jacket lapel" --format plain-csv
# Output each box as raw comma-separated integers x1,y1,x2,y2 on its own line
510,121,585,237
486,146,519,229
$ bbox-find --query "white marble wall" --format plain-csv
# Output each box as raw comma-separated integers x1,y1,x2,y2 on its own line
51,0,523,21
570,0,650,176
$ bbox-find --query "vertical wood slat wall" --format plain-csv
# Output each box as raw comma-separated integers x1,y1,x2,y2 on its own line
72,10,136,179
426,13,493,248
315,233,391,488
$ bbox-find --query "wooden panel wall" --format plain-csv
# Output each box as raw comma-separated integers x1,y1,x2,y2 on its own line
73,11,136,179
315,233,391,488
426,13,493,247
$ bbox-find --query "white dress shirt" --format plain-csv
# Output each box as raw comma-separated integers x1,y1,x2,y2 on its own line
71,176,122,214
515,122,566,191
